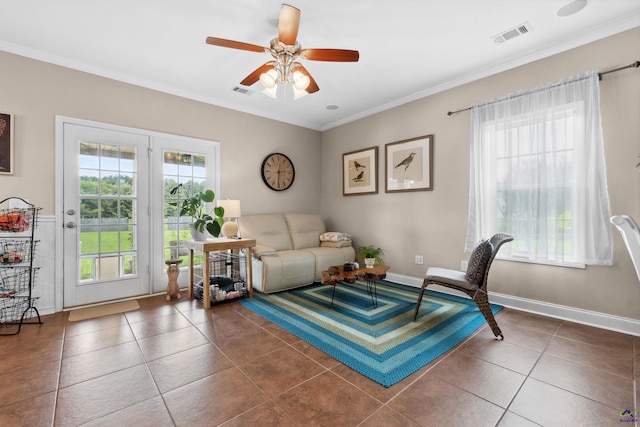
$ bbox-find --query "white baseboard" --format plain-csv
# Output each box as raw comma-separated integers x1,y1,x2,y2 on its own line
386,272,640,337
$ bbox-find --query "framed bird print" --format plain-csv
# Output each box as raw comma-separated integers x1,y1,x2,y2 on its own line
385,135,433,193
342,146,378,196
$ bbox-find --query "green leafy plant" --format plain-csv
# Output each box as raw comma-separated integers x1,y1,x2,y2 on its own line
357,245,385,265
169,184,224,237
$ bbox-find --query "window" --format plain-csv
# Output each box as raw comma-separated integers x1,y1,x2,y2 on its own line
466,71,613,266
163,151,208,263
79,142,138,281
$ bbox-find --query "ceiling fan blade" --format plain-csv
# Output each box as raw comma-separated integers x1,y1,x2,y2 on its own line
294,64,319,93
301,48,360,62
206,37,266,53
239,62,275,86
278,4,300,45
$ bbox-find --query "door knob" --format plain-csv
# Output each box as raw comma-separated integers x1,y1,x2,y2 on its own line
66,222,76,229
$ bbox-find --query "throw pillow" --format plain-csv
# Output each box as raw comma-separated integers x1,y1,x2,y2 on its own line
320,232,352,242
465,239,493,284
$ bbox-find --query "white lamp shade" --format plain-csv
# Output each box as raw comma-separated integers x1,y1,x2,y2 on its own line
292,70,310,90
217,200,241,218
259,70,278,89
262,85,278,99
293,87,309,100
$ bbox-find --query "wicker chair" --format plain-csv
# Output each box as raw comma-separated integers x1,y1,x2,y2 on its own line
413,233,513,339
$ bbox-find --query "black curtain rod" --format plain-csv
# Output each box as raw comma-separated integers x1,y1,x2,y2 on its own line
447,60,640,116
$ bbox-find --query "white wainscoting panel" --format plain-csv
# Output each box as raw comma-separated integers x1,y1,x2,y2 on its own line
33,215,56,315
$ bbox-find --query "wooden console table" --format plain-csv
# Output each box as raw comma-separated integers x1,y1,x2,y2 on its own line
184,238,256,309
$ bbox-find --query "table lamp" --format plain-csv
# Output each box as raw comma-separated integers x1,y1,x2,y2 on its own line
217,200,241,238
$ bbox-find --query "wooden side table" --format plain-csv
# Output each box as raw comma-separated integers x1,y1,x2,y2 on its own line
321,264,390,308
184,238,256,309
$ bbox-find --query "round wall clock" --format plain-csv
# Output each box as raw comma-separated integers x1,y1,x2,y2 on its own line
261,153,295,191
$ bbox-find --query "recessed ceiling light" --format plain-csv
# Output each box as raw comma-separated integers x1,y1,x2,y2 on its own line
557,0,588,17
326,105,339,110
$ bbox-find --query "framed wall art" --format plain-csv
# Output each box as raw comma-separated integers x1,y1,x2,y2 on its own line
0,113,13,175
385,134,433,193
342,146,378,196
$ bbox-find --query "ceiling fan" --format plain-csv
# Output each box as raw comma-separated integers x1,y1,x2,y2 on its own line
206,4,359,99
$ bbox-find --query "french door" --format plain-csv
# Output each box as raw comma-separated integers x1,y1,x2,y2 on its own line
62,122,151,307
150,135,220,291
58,117,220,308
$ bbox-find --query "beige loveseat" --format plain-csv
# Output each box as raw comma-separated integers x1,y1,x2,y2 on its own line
238,213,355,293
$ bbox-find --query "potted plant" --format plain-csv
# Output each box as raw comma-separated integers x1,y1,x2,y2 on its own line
169,184,224,240
357,245,384,268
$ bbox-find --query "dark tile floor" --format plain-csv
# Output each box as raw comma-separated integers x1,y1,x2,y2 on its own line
0,291,636,426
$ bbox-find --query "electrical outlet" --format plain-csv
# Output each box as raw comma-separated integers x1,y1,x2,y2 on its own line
461,260,468,271
415,255,424,265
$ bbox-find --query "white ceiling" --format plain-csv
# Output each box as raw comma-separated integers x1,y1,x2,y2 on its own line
1,0,639,131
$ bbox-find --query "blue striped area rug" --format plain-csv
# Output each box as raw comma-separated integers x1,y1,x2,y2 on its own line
240,280,502,387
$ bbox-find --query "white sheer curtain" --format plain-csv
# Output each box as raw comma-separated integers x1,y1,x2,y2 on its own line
466,71,612,266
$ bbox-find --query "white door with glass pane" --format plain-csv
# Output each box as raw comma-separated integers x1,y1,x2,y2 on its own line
151,135,219,292
62,122,151,307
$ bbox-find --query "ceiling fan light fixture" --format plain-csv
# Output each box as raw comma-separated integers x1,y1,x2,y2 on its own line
292,70,310,90
206,4,358,100
293,87,308,100
259,69,278,89
262,84,278,99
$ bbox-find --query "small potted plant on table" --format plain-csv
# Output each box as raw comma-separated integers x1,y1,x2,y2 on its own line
357,245,384,268
169,184,224,240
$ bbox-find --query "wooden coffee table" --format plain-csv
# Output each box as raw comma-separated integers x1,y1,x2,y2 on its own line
321,264,390,308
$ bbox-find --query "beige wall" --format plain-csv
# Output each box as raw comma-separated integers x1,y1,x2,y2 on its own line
1,27,639,320
321,27,640,319
0,51,322,215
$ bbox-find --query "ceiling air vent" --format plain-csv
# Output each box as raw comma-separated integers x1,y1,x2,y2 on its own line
232,86,253,95
492,22,533,44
